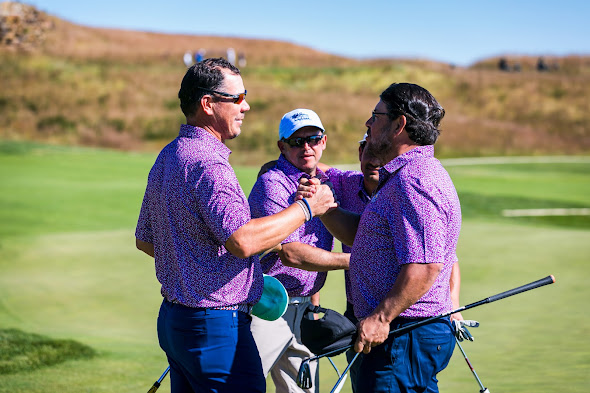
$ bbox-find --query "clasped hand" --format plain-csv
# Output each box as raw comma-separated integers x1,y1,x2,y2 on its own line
298,177,338,216
296,177,336,203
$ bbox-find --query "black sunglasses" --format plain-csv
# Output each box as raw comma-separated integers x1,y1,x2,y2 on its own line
281,134,324,148
370,110,389,122
199,88,247,104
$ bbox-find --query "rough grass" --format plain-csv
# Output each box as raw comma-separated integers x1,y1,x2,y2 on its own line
0,329,96,375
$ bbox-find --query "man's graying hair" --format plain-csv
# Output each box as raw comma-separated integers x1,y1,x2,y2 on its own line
178,57,241,117
380,83,445,145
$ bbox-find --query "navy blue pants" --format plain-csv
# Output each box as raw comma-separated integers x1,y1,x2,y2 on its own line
157,300,266,393
353,317,454,393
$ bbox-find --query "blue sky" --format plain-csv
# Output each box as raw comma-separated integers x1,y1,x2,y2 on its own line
28,0,590,66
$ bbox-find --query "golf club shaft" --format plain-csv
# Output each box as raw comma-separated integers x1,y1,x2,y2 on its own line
320,277,555,392
308,275,556,360
329,352,359,393
389,275,555,338
455,337,487,392
147,366,170,393
305,345,354,363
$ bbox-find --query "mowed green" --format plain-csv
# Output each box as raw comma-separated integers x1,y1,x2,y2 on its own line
0,141,588,393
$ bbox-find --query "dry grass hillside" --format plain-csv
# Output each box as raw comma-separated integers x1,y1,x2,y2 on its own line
1,2,589,165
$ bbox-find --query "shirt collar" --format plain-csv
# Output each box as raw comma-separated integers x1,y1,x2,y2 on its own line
179,124,232,159
277,154,328,184
377,145,434,188
358,180,372,202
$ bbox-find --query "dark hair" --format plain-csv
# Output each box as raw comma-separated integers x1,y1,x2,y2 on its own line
178,57,241,117
380,83,445,145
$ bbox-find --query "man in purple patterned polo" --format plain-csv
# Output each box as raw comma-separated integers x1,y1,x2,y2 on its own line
248,109,349,393
135,59,336,393
309,83,461,392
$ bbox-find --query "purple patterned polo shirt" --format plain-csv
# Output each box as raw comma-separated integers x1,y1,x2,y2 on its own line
248,154,333,297
349,145,461,319
135,124,263,308
326,168,371,304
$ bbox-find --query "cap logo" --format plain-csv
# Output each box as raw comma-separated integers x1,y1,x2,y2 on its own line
292,112,311,121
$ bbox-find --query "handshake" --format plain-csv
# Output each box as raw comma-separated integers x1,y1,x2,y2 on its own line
295,177,338,217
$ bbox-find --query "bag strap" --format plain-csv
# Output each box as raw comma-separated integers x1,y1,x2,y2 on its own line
305,304,327,314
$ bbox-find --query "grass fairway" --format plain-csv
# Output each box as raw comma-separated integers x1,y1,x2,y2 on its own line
0,141,588,393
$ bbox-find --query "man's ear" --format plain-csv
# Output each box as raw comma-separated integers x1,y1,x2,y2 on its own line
201,94,215,115
392,115,407,137
277,140,286,154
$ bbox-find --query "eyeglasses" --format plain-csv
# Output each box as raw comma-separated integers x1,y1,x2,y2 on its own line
199,88,247,104
370,110,389,122
281,134,324,148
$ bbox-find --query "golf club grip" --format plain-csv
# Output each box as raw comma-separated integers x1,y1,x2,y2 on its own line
147,366,170,393
147,382,160,393
484,275,555,304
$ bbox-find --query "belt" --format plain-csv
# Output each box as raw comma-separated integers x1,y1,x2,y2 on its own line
164,299,252,315
214,303,253,315
288,296,311,305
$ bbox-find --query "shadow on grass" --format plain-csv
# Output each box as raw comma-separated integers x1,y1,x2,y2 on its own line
0,328,96,375
459,192,590,229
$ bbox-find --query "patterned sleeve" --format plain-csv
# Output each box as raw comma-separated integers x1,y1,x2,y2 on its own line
326,167,362,202
188,159,252,246
326,167,344,201
135,186,153,243
249,176,291,217
391,172,447,265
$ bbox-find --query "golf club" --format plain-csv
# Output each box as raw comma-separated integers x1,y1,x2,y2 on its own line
330,352,360,393
455,337,490,393
147,366,169,393
297,344,358,389
327,357,349,393
296,346,352,390
297,275,555,391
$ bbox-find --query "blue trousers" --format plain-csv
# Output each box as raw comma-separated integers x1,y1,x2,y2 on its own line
157,300,266,393
353,317,454,393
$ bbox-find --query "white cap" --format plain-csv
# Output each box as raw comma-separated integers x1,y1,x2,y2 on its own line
279,109,325,140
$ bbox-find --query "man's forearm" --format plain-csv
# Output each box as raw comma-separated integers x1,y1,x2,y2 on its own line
354,262,444,353
370,263,443,324
311,291,320,306
279,242,349,272
319,207,360,247
226,204,306,258
227,184,337,259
